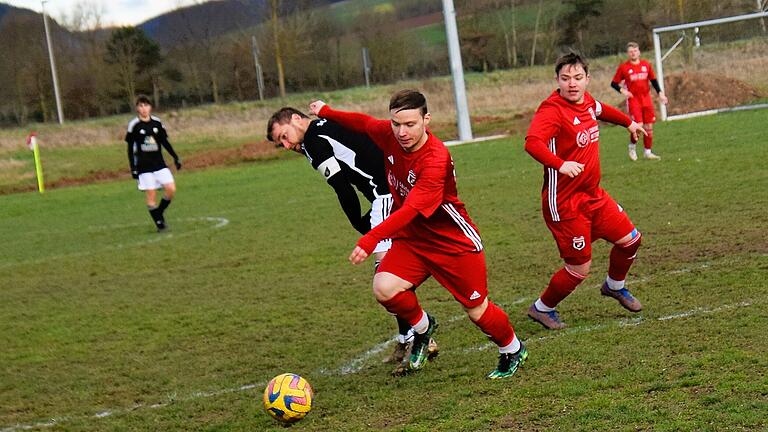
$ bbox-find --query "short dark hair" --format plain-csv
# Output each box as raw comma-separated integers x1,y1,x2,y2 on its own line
135,95,152,106
266,107,309,142
555,51,589,76
389,89,428,116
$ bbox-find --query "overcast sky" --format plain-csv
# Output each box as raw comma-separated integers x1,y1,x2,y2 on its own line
3,0,202,26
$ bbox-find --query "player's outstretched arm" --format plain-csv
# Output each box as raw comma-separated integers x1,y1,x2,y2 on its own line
351,205,419,265
309,100,380,135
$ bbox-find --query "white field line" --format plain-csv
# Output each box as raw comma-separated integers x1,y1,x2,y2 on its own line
0,261,735,431
0,216,229,269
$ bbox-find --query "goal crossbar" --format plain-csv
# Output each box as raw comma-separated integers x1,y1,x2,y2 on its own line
652,11,768,121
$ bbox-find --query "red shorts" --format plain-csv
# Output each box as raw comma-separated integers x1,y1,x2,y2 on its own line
377,240,487,308
627,97,655,124
544,191,635,264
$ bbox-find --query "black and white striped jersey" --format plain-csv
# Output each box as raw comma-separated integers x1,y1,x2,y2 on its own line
302,118,389,201
301,118,390,234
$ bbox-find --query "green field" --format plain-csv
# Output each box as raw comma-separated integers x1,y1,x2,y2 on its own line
1,109,767,431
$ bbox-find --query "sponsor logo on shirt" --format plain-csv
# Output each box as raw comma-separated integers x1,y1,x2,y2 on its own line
387,155,394,165
388,171,411,197
407,170,416,186
316,119,327,127
141,135,159,152
572,236,586,251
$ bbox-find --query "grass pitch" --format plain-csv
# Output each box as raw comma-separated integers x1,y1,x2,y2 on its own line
1,109,766,431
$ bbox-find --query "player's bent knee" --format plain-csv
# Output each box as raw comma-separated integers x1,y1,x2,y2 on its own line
464,298,489,321
564,258,591,276
372,272,410,301
616,229,642,253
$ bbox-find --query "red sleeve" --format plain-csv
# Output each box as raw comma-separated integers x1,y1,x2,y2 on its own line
647,61,657,80
403,155,447,218
597,102,632,127
318,105,390,138
525,102,565,170
356,205,419,254
611,65,624,85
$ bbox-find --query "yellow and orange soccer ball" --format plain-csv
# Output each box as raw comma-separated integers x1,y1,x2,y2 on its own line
263,373,313,423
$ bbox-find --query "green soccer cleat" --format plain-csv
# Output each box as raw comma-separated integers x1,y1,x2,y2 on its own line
407,314,438,372
487,344,528,380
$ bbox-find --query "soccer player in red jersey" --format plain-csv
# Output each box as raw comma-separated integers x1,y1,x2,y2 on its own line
309,90,527,379
611,41,668,161
525,52,648,330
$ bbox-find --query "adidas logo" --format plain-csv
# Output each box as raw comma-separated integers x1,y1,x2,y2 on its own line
387,155,394,164
469,291,481,300
573,117,581,125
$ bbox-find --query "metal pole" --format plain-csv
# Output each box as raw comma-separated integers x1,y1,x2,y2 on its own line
652,31,667,121
42,1,64,124
362,47,371,88
442,0,472,141
252,35,265,101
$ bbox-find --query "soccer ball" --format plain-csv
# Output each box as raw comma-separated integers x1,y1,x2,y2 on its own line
263,373,313,423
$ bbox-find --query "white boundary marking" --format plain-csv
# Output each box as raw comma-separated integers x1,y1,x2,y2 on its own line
0,261,754,431
0,216,229,269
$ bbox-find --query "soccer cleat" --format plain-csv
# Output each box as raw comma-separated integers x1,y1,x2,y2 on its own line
527,304,566,330
407,315,438,371
628,147,638,161
600,282,642,312
382,342,409,364
643,152,661,160
156,220,168,232
487,344,528,379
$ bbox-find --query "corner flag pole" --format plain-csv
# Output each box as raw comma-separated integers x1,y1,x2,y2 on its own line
442,0,473,141
27,132,45,193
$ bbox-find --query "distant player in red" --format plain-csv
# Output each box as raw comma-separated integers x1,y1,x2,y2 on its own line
611,41,668,161
525,52,648,330
309,90,527,379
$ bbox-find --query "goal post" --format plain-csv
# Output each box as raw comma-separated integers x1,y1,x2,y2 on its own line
653,10,768,121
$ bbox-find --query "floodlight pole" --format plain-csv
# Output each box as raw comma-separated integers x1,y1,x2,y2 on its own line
42,0,64,124
442,0,472,141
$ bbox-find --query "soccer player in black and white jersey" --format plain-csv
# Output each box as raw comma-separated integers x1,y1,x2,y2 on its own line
267,107,438,367
126,95,182,231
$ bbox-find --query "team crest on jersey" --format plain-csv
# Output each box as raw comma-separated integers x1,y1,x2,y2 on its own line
407,170,416,186
572,236,586,251
153,127,158,133
576,131,589,147
588,107,596,120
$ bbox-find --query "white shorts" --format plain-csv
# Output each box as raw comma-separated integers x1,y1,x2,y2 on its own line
371,194,393,254
137,168,174,191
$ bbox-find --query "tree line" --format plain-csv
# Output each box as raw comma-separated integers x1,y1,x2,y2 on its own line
0,0,759,126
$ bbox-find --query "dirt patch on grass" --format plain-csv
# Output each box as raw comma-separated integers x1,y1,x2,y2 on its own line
666,71,763,115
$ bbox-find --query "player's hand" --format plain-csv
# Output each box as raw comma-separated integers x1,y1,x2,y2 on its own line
559,161,585,178
349,246,369,265
131,171,139,179
659,92,669,105
309,100,326,116
174,159,182,170
627,121,648,142
621,89,634,99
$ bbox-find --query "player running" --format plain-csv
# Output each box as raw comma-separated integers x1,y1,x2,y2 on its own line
125,95,181,232
266,107,438,367
611,41,668,161
309,90,527,379
525,52,648,330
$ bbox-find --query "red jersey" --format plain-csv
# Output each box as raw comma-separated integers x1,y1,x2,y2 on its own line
525,90,631,222
612,60,657,105
319,106,483,254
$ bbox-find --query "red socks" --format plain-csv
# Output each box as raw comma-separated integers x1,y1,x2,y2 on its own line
643,130,653,149
472,301,515,347
379,290,424,327
608,233,642,281
540,267,586,308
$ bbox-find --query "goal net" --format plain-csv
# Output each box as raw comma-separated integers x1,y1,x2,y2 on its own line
652,10,768,121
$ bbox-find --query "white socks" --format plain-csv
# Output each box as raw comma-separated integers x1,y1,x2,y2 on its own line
606,275,625,291
412,311,429,334
534,298,555,312
499,335,521,354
